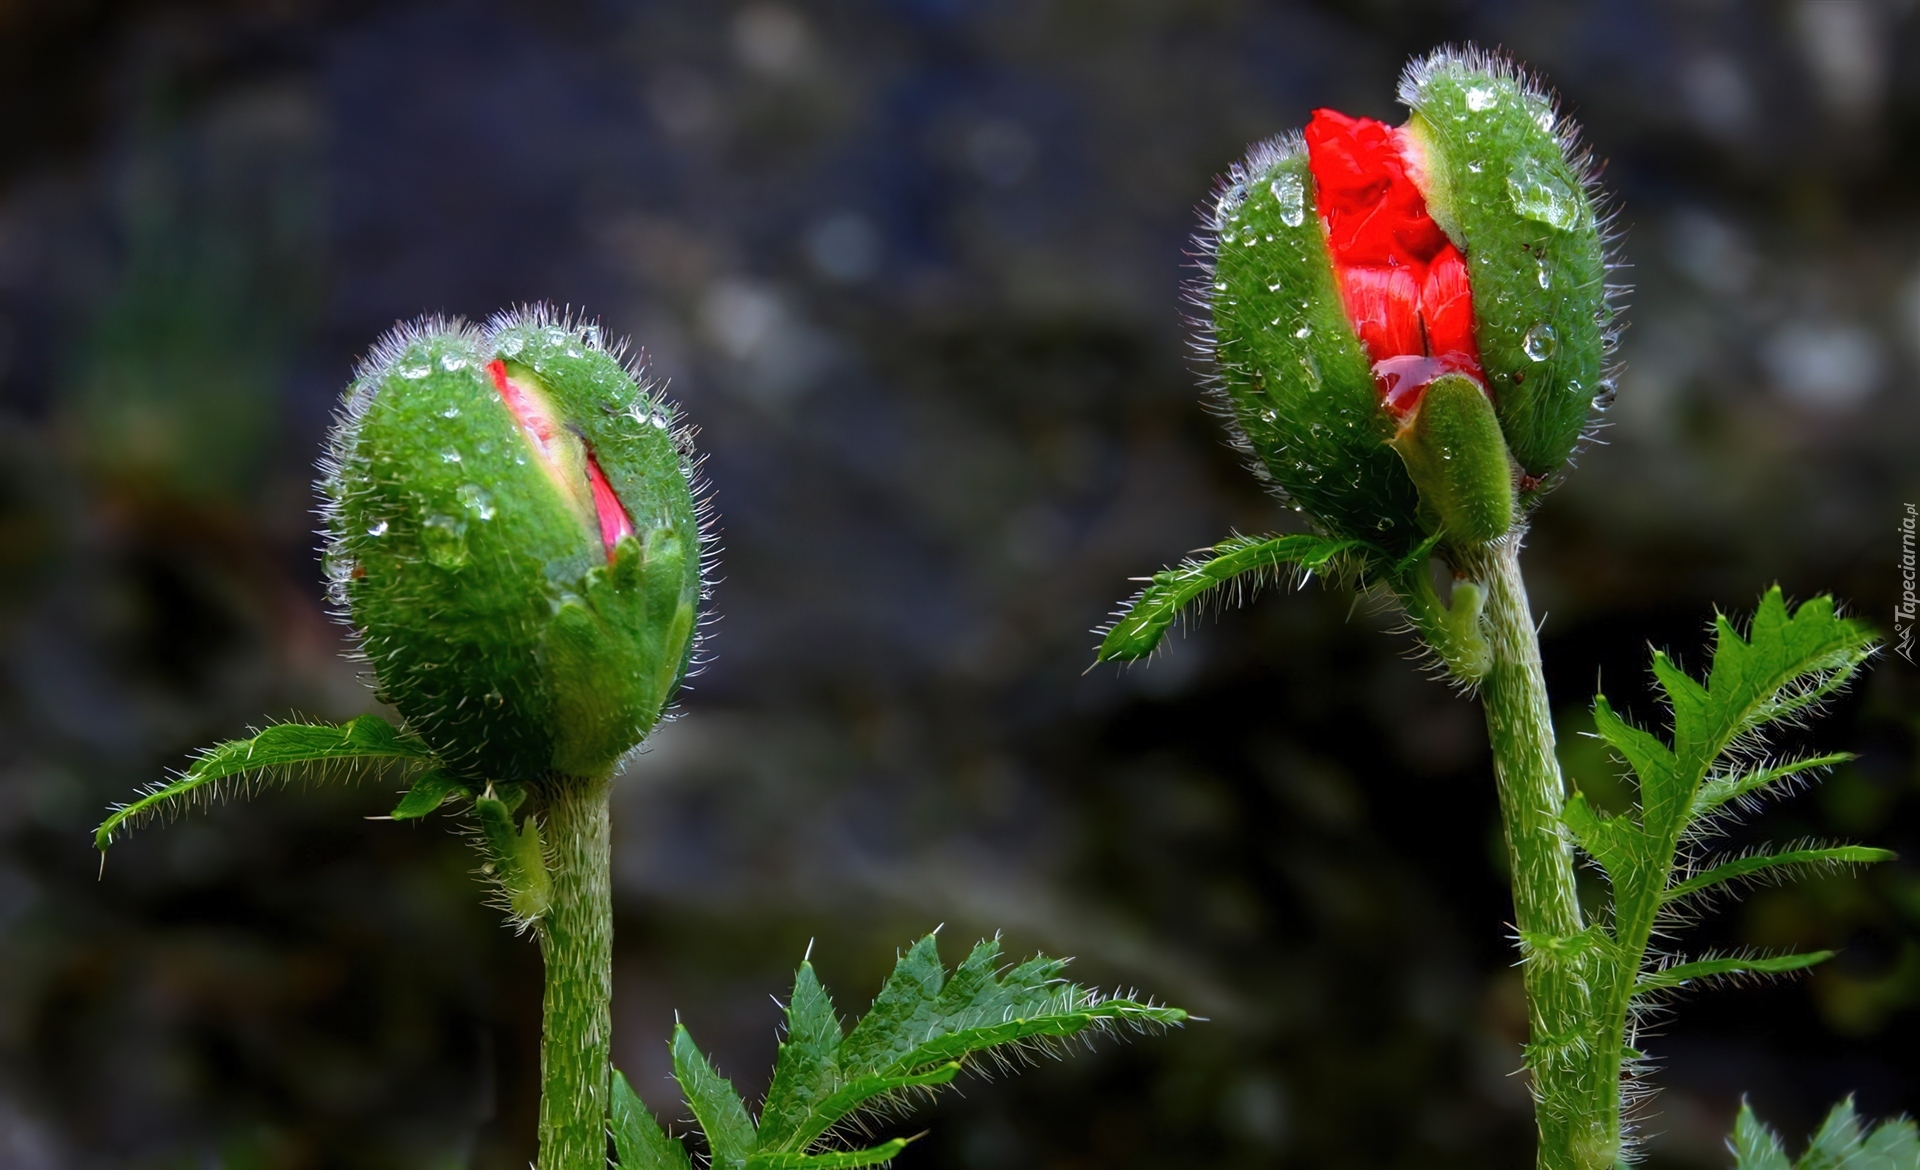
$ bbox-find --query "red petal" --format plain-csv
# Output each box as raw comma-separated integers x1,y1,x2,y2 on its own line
1420,244,1482,375
1338,265,1423,359
585,452,635,556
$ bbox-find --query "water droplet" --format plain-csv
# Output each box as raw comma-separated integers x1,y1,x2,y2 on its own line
441,448,462,464
1523,322,1559,361
1536,262,1552,290
422,515,469,570
477,440,494,454
398,362,432,380
442,404,461,418
323,551,354,583
1467,161,1484,174
1220,231,1237,244
457,484,496,520
1213,281,1227,293
366,519,389,537
1507,157,1585,231
651,414,669,429
1294,323,1312,339
1270,171,1307,227
1466,85,1499,111
439,353,469,372
499,335,525,357
1267,278,1283,293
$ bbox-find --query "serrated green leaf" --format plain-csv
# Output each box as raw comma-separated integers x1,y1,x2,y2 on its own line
1590,695,1679,827
391,769,464,819
1802,1096,1867,1170
1731,1098,1791,1170
1635,950,1832,995
672,1024,756,1170
1562,791,1637,878
1851,1116,1920,1169
837,935,947,1075
1097,533,1364,662
612,1068,692,1170
746,1138,911,1169
756,961,844,1151
96,715,438,850
746,934,1185,1160
1663,846,1894,905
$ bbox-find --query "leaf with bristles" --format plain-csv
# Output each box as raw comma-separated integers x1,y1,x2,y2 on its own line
639,934,1191,1163
1096,532,1364,662
1693,753,1854,820
612,1069,693,1170
746,1139,913,1169
1663,845,1894,905
1634,950,1832,995
673,1024,756,1170
1730,1098,1791,1170
392,769,466,819
96,715,438,850
1727,1096,1920,1169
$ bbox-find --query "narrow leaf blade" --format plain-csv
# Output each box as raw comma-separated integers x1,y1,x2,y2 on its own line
1635,951,1833,995
1663,846,1893,904
612,1069,693,1170
756,961,844,1152
1097,533,1363,662
392,769,464,819
96,715,436,849
747,1138,911,1170
672,1024,756,1169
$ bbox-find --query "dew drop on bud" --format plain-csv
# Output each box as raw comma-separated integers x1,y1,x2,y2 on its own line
441,448,462,464
1507,157,1584,231
1523,322,1559,361
439,353,469,372
457,484,496,520
366,519,389,537
399,362,432,380
1270,172,1307,227
1466,85,1499,111
421,514,469,570
1536,261,1552,289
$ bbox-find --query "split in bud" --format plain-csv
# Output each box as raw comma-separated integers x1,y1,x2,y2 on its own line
320,306,707,785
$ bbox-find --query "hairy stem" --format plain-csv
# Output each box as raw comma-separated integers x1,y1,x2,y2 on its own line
536,773,614,1170
1457,535,1614,1170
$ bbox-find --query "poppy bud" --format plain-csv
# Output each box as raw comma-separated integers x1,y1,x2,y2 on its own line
1201,48,1611,553
320,307,705,785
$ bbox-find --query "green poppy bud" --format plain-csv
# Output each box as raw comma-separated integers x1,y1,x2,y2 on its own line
320,307,706,785
1200,47,1613,553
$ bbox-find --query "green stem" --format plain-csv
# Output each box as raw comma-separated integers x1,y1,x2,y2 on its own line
535,773,614,1170
1457,536,1615,1170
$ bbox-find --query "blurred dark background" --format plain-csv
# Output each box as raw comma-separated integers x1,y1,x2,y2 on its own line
1,0,1917,1166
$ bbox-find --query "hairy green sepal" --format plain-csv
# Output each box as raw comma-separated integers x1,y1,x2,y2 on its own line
325,315,701,785
1388,374,1515,547
610,934,1186,1170
1402,57,1609,482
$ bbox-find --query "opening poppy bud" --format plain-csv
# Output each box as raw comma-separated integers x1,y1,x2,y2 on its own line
1199,47,1614,552
1387,372,1516,547
320,307,705,784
